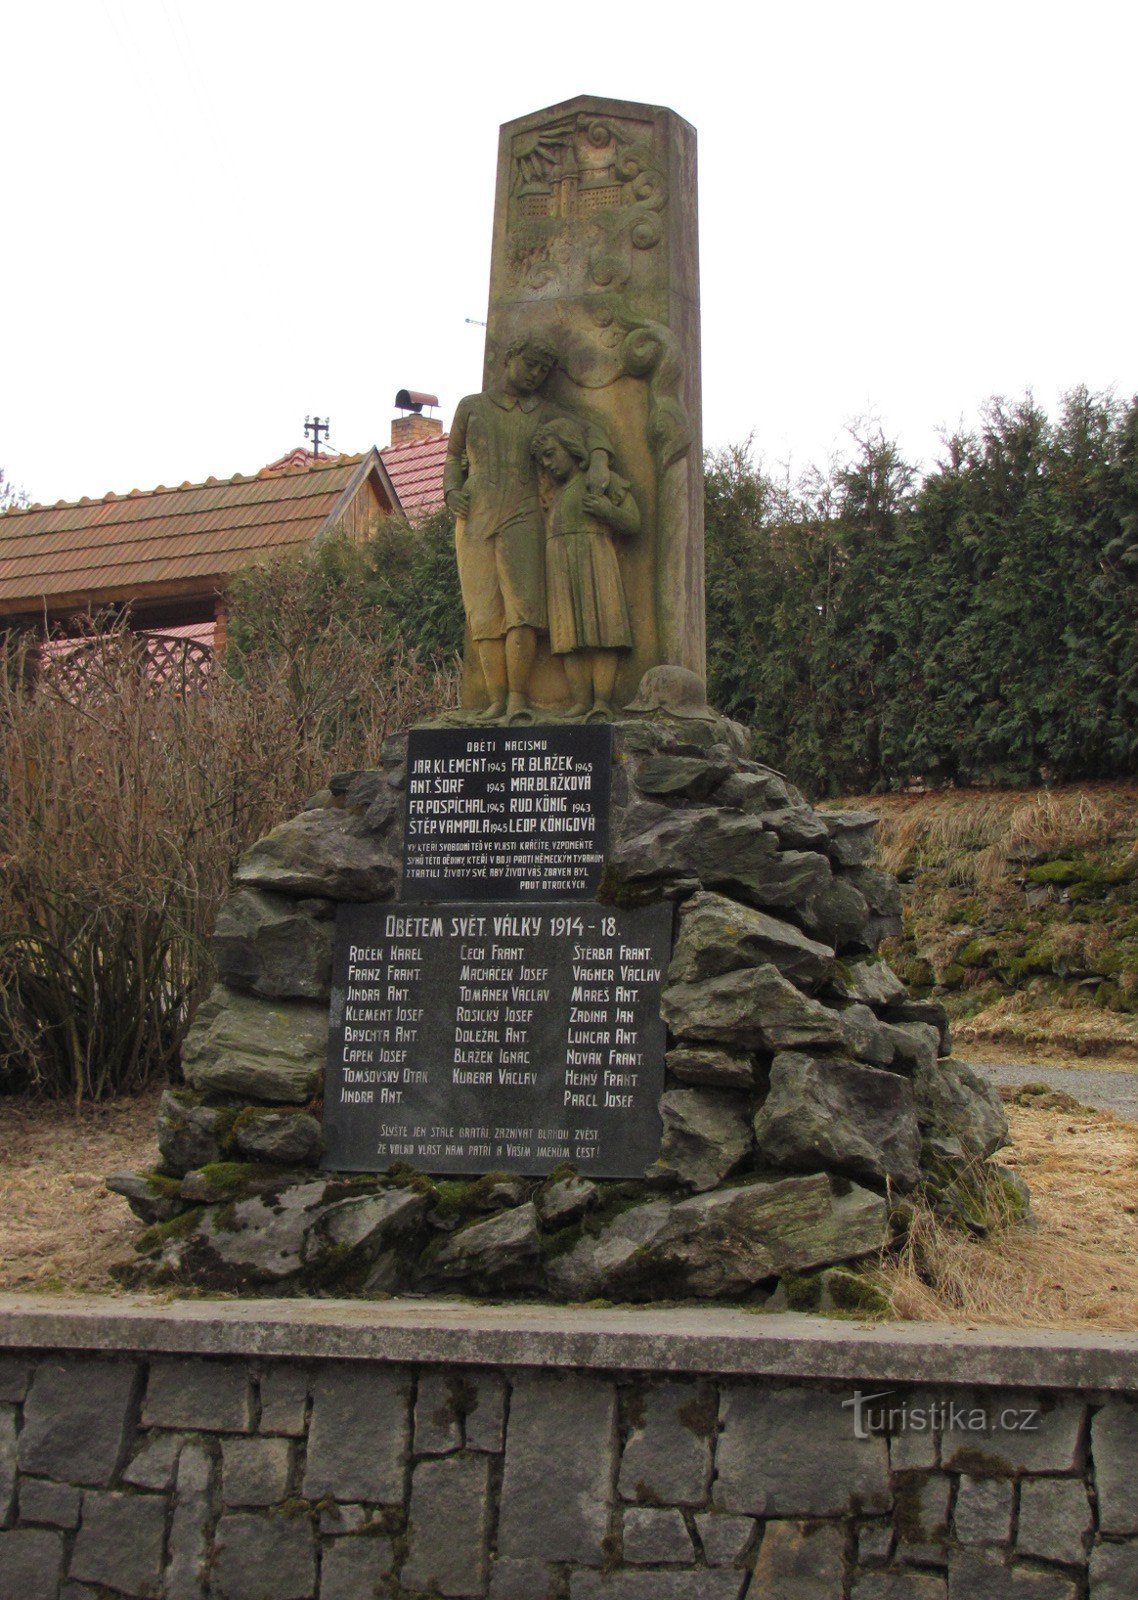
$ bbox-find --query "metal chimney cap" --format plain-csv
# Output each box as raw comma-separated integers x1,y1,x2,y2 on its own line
394,389,439,414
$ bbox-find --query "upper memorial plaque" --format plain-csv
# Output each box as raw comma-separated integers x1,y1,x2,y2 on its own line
446,96,704,725
403,724,612,901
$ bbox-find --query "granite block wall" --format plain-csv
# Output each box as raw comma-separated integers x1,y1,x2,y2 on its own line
1,1345,1136,1598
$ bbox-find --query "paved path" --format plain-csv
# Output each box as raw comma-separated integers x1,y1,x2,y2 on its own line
967,1059,1138,1120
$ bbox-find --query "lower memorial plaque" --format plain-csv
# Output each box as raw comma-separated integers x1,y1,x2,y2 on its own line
322,899,672,1178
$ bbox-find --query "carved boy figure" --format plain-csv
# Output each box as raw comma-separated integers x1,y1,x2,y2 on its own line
445,336,611,721
531,416,639,721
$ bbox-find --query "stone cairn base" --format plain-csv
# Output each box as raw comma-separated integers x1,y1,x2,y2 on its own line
111,714,1016,1301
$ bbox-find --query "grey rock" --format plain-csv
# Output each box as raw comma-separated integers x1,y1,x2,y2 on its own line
419,1201,541,1292
181,985,328,1104
720,764,793,806
570,1575,746,1600
221,1436,292,1507
545,1201,671,1302
70,1490,167,1598
611,804,831,909
157,1182,329,1286
1017,1477,1091,1564
1091,1400,1138,1533
414,1370,464,1454
894,1471,952,1562
121,1429,182,1489
665,1044,755,1089
213,887,333,1000
855,1521,895,1566
0,1406,14,1523
1090,1541,1138,1600
0,1360,29,1404
622,1505,693,1562
886,1020,941,1075
763,806,832,852
954,1475,1014,1545
695,1512,756,1565
618,1380,715,1505
232,1110,323,1166
717,1389,889,1515
718,768,795,810
302,1188,428,1270
303,1365,410,1502
828,958,907,1007
835,1001,898,1066
754,1051,921,1189
852,1576,947,1600
914,1057,1009,1158
463,1372,508,1452
105,1169,186,1225
320,1539,396,1600
661,964,846,1053
800,875,872,951
941,1394,1084,1474
947,1550,1077,1598
234,806,398,900
318,1503,369,1535
0,1530,65,1600
750,1518,848,1597
258,1366,310,1436
19,1359,139,1487
498,1373,616,1563
488,1559,558,1600
549,1174,887,1300
649,1088,753,1191
668,890,834,991
842,864,903,917
634,752,732,798
143,1357,251,1432
890,1419,939,1471
212,1513,316,1600
824,808,879,865
156,1091,229,1176
535,1174,597,1228
164,1438,214,1600
883,999,952,1057
17,1477,82,1529
402,1454,493,1596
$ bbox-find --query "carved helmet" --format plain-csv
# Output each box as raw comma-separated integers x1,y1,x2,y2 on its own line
625,665,710,719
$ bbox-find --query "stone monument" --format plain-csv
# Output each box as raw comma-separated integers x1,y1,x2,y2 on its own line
447,96,704,721
110,98,1018,1303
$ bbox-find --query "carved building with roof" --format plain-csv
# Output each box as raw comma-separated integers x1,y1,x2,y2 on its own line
0,409,450,659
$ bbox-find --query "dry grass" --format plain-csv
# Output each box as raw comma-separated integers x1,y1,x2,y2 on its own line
830,782,1138,889
0,1087,162,1292
873,1098,1138,1330
952,995,1138,1060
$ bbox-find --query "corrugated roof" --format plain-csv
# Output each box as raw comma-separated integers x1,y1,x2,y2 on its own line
381,433,448,517
0,453,391,614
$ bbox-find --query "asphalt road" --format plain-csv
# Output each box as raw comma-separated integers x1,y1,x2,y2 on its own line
968,1059,1138,1121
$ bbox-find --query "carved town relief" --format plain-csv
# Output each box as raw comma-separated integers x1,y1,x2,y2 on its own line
507,112,667,295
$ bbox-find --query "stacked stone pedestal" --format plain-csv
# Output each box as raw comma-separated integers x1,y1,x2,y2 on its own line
112,716,1014,1300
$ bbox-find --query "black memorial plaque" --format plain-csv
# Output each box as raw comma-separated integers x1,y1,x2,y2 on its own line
402,725,612,902
322,899,671,1177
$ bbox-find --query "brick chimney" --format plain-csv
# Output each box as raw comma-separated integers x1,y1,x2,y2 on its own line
392,388,442,448
391,412,444,448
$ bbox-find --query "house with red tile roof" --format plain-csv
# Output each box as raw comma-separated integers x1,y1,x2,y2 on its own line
0,419,450,654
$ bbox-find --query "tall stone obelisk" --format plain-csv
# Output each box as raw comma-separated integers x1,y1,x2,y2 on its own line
455,95,703,716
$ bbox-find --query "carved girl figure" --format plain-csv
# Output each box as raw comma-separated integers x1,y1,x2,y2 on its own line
531,416,640,721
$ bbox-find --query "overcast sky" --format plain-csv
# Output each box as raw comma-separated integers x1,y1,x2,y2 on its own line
3,0,1135,508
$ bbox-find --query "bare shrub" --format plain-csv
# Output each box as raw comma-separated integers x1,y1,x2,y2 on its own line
0,609,456,1102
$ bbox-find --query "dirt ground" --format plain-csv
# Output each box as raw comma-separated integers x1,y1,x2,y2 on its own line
0,1085,163,1294
2,1080,1137,1330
